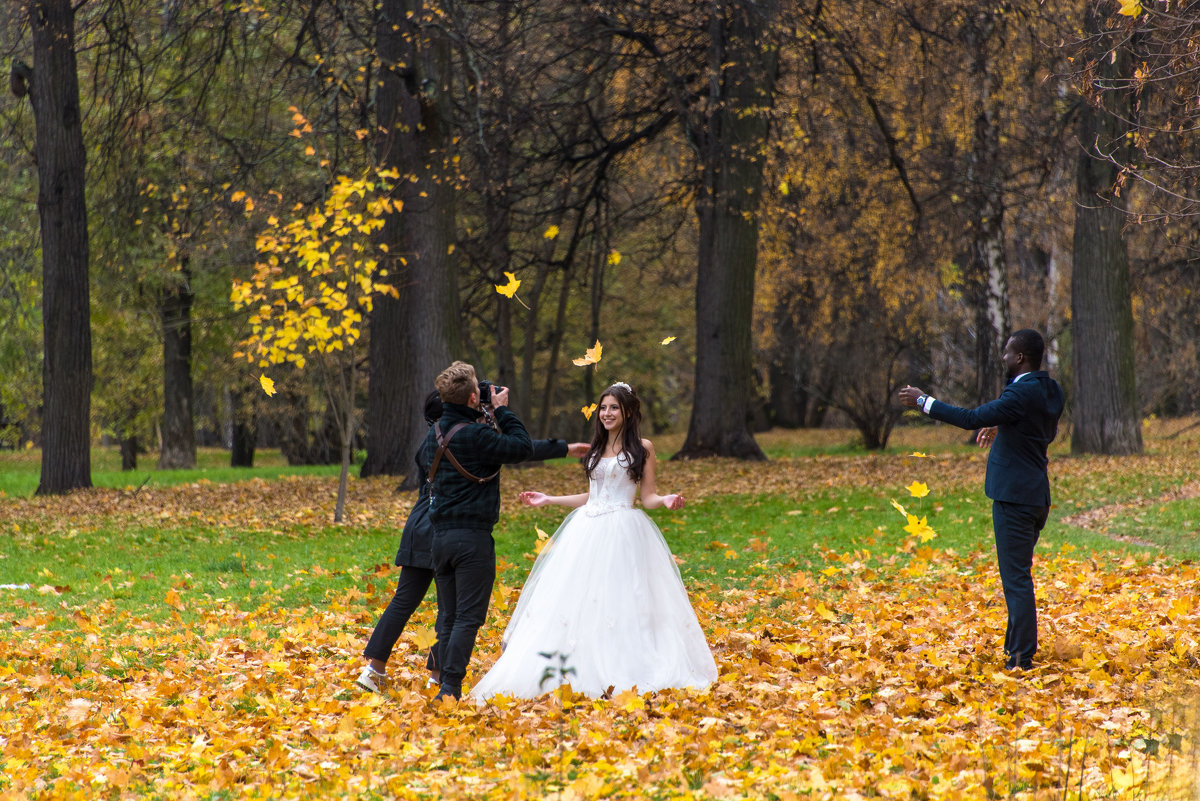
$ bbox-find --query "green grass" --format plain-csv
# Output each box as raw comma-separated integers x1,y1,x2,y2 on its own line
0,446,344,497
0,434,1193,630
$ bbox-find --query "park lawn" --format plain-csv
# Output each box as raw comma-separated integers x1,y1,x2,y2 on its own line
1,423,1198,799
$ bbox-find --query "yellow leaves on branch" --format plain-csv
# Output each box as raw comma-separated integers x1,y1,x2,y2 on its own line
230,172,401,372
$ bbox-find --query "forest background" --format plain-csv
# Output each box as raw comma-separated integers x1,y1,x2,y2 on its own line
1,0,1198,490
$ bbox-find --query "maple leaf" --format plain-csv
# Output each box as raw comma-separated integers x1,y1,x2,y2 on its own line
906,481,930,498
610,688,644,712
410,626,437,650
890,498,909,518
259,374,277,396
543,225,559,239
494,271,521,298
581,403,597,420
494,271,530,310
815,602,837,622
1116,0,1142,15
661,336,677,345
572,340,603,366
903,513,936,541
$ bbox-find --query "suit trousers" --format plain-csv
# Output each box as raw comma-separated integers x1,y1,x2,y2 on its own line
431,527,496,695
991,500,1049,667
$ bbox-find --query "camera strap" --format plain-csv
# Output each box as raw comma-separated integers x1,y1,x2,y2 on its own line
428,422,500,486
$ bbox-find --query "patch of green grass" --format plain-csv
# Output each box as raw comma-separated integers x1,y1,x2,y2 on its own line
1078,496,1200,557
0,446,344,497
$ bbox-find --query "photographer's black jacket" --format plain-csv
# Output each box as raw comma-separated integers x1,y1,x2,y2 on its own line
396,433,571,568
427,402,532,532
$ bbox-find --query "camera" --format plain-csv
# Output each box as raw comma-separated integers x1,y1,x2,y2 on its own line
478,379,493,404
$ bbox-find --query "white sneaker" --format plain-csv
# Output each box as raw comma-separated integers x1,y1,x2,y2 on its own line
356,665,387,693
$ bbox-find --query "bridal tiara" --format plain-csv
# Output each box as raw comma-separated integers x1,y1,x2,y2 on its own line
611,381,633,392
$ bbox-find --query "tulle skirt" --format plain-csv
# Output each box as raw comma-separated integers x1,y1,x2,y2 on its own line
469,506,718,700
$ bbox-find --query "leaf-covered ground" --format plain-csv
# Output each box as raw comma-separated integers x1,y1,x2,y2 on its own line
2,427,1199,799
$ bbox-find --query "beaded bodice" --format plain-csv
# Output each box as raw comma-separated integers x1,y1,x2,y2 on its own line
583,456,637,516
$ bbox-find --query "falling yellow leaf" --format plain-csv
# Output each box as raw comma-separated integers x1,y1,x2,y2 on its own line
495,271,521,298
581,403,597,420
906,481,930,498
410,626,438,650
904,514,936,542
572,340,603,367
543,225,559,239
661,336,677,345
259,374,277,397
535,525,549,542
890,499,909,518
1116,0,1141,15
607,250,621,265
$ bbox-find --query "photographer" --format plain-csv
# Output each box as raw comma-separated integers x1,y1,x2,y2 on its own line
427,361,532,701
356,390,586,694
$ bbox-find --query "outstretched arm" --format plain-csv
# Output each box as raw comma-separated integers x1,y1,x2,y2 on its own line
639,440,685,510
519,490,589,508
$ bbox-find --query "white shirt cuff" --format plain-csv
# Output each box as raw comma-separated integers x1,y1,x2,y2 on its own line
921,395,935,414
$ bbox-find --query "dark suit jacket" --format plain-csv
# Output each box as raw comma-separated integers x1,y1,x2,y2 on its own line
928,371,1064,507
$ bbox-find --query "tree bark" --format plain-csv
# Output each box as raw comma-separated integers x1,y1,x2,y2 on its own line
119,435,138,471
676,0,776,461
1071,2,1142,455
361,0,459,484
27,0,93,494
229,383,256,468
158,263,196,469
962,12,1011,407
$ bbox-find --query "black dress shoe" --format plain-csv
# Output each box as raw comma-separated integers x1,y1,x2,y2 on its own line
1004,656,1032,671
434,686,461,702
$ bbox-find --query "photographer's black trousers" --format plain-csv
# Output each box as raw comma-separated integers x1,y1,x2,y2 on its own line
431,527,496,695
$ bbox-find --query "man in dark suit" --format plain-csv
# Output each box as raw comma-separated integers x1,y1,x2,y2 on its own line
898,329,1064,670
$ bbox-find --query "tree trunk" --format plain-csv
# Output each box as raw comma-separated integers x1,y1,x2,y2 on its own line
119,434,138,471
362,0,459,485
962,12,1011,408
158,263,196,469
1071,3,1142,455
28,0,92,494
229,383,256,467
676,0,776,461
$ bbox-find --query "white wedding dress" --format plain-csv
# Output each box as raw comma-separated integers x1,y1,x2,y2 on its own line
470,455,718,700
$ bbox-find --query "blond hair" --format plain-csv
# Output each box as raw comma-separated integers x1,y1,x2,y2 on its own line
436,361,477,406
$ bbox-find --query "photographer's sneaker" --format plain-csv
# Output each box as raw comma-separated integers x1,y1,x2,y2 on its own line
355,665,388,694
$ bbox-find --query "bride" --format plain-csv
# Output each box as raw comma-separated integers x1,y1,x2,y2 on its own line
469,382,718,700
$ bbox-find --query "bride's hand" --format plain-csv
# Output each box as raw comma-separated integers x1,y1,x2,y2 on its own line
663,493,685,511
519,491,548,507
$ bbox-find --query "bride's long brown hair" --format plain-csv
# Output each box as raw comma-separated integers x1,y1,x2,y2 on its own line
583,383,647,482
